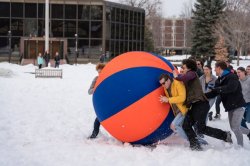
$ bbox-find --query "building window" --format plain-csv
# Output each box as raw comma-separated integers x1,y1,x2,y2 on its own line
124,10,129,23
90,39,102,55
64,21,76,37
115,8,120,22
0,19,10,36
115,23,120,39
106,7,111,21
78,5,90,20
65,5,77,19
0,37,8,50
11,19,23,36
120,9,124,23
78,21,89,38
0,2,10,17
91,6,103,20
51,20,63,37
11,3,23,18
111,23,115,39
24,19,37,37
79,39,89,56
38,3,45,18
38,20,45,37
52,4,64,19
90,21,102,38
111,7,116,21
25,3,37,18
106,21,111,39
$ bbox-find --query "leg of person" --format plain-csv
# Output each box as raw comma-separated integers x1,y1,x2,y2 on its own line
228,108,245,146
241,112,248,129
182,108,202,150
89,117,100,139
242,103,250,129
171,112,187,140
193,101,231,143
215,96,221,119
208,111,213,121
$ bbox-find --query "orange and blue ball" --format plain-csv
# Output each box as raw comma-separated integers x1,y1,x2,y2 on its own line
93,51,177,145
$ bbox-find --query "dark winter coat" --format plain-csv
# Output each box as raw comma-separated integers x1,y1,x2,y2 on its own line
44,53,50,63
205,70,246,112
175,70,207,107
54,55,60,64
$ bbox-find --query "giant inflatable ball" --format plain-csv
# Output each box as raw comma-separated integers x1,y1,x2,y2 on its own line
93,51,177,145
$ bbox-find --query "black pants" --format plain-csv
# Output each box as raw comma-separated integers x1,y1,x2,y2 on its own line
55,62,59,68
92,117,100,136
215,95,222,115
39,64,42,69
183,101,227,146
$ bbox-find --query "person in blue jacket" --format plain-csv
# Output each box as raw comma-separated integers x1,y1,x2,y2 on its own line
37,53,44,69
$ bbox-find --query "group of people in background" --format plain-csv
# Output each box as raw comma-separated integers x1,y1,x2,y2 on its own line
87,59,250,151
37,50,61,69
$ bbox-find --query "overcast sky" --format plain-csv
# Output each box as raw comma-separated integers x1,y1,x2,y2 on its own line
109,0,195,17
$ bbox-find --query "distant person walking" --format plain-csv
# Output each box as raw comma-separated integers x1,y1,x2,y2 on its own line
37,53,44,69
44,50,50,67
54,52,60,68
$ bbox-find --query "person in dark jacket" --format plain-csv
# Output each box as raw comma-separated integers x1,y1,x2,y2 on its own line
174,59,232,150
54,52,60,68
44,50,50,67
206,61,249,147
88,63,106,139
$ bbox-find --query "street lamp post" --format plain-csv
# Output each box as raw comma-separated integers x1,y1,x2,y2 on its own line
8,31,12,63
75,33,78,64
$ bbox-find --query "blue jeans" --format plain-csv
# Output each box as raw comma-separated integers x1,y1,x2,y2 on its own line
171,112,187,139
241,103,250,129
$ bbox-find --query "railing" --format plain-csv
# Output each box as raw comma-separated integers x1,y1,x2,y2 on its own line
35,69,63,79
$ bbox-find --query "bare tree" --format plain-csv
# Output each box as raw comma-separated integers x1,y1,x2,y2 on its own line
216,0,250,65
180,0,194,18
119,0,162,17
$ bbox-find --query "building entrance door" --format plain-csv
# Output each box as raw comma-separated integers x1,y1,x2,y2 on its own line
20,37,67,60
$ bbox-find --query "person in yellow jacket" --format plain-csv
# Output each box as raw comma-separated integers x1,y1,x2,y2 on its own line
159,73,209,146
159,73,188,140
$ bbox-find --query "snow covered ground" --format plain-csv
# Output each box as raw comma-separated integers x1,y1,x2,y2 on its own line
0,59,250,166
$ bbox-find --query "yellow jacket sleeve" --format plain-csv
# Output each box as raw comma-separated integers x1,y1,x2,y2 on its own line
168,80,186,104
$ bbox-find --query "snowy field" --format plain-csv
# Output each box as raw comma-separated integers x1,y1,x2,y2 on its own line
0,58,250,166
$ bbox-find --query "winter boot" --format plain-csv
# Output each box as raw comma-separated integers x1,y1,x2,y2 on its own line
225,131,233,143
190,139,203,151
247,132,250,141
208,112,213,121
88,131,98,139
214,114,221,120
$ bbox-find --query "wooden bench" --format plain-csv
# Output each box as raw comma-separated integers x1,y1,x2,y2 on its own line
35,69,63,78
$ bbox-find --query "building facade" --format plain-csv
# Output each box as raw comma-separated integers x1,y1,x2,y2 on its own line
162,18,191,55
0,0,145,63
